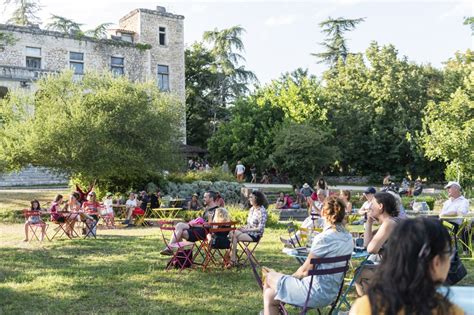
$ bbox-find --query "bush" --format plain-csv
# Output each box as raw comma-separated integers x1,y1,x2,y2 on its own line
166,168,236,183
401,196,435,210
226,205,281,228
163,180,242,204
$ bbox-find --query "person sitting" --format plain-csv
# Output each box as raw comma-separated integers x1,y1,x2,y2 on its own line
350,217,463,314
209,207,232,250
280,191,326,247
187,193,203,211
81,192,100,223
215,192,225,208
160,190,220,255
123,192,143,227
339,190,352,214
300,183,314,209
23,199,47,242
102,192,116,228
275,192,293,209
315,177,329,197
440,181,470,254
263,196,353,314
150,189,161,209
49,194,68,232
138,191,149,211
355,192,400,296
229,190,268,265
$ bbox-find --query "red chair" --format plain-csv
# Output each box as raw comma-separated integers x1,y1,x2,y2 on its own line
190,224,210,267
248,250,351,315
159,221,195,271
202,222,237,270
23,210,48,242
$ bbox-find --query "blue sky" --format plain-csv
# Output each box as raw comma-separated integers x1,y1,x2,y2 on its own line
1,0,472,84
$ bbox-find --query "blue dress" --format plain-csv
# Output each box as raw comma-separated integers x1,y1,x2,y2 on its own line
275,223,353,308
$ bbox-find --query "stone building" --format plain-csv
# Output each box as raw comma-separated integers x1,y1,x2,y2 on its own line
0,6,186,186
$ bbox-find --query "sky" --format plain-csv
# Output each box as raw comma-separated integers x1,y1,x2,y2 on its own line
1,0,472,84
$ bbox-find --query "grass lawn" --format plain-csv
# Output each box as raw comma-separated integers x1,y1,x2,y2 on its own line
1,189,473,314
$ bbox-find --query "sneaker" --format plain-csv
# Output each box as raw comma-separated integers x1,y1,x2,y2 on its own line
160,248,173,256
280,236,293,248
126,224,134,228
123,220,130,225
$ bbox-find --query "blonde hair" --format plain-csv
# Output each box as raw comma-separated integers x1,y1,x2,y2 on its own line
322,196,346,225
213,207,230,223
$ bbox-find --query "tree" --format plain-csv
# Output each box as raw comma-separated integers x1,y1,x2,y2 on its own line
46,14,83,34
270,123,339,184
85,22,113,39
185,42,220,147
421,50,473,185
203,26,258,112
312,17,365,65
464,16,474,35
0,71,183,190
322,42,445,179
4,0,41,26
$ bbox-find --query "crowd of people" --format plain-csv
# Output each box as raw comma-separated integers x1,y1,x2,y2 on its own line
21,177,471,314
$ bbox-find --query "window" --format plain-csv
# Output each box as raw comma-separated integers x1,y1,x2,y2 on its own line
121,33,133,43
159,27,166,46
157,65,169,91
111,57,124,75
69,52,84,74
25,46,41,69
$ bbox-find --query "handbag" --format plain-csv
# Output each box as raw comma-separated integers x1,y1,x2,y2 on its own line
445,251,467,285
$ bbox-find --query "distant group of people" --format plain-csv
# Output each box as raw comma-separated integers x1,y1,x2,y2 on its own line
188,158,211,172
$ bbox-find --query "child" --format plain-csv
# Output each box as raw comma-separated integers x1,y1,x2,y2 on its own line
24,199,46,241
210,208,231,249
102,192,116,228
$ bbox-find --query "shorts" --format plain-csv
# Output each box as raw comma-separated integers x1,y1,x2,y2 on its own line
186,226,207,242
133,208,145,216
248,234,261,242
54,216,66,223
28,216,41,224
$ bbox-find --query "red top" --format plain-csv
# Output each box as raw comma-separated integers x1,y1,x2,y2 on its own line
82,201,100,212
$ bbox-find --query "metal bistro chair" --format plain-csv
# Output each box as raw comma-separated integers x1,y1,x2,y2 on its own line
248,249,351,315
203,221,238,269
159,221,195,271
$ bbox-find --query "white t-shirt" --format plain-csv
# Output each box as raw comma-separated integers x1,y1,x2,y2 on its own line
441,196,470,224
126,199,137,208
359,200,372,214
104,199,114,214
235,164,245,174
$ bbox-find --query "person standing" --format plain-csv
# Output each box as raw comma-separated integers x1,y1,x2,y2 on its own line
221,161,230,173
250,164,257,183
235,160,246,182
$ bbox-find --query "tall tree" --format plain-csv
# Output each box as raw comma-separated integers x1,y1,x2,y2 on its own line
4,0,41,26
312,17,365,65
203,26,258,122
46,14,83,34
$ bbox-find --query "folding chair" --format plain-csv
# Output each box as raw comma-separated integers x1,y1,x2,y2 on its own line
48,214,71,240
98,205,115,229
456,218,473,258
159,221,195,271
248,249,351,315
237,237,262,266
190,224,211,267
203,222,237,270
23,210,48,242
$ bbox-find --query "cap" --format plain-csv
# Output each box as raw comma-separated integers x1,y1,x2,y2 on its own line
106,192,113,197
444,181,461,189
364,187,376,194
303,183,309,188
88,191,96,196
192,193,198,197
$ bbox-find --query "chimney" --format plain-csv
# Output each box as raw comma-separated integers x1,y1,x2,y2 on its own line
156,6,166,13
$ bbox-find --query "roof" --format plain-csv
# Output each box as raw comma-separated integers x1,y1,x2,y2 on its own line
179,144,208,154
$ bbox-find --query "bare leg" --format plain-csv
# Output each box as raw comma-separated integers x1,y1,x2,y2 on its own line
23,222,29,241
230,230,254,262
355,265,376,296
40,223,46,241
264,271,285,315
170,222,190,244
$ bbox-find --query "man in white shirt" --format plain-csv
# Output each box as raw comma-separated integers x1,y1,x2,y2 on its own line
441,181,470,253
235,161,246,182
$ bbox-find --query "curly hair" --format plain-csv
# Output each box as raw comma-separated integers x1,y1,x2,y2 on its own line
322,196,346,225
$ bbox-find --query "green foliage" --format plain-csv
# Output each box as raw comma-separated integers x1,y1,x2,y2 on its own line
226,205,281,228
421,50,473,185
46,14,83,34
166,168,236,183
0,71,183,193
185,26,257,148
0,32,17,50
164,180,242,204
271,122,339,184
134,43,152,51
84,22,113,39
4,0,41,26
401,195,435,210
464,16,474,34
312,16,365,65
